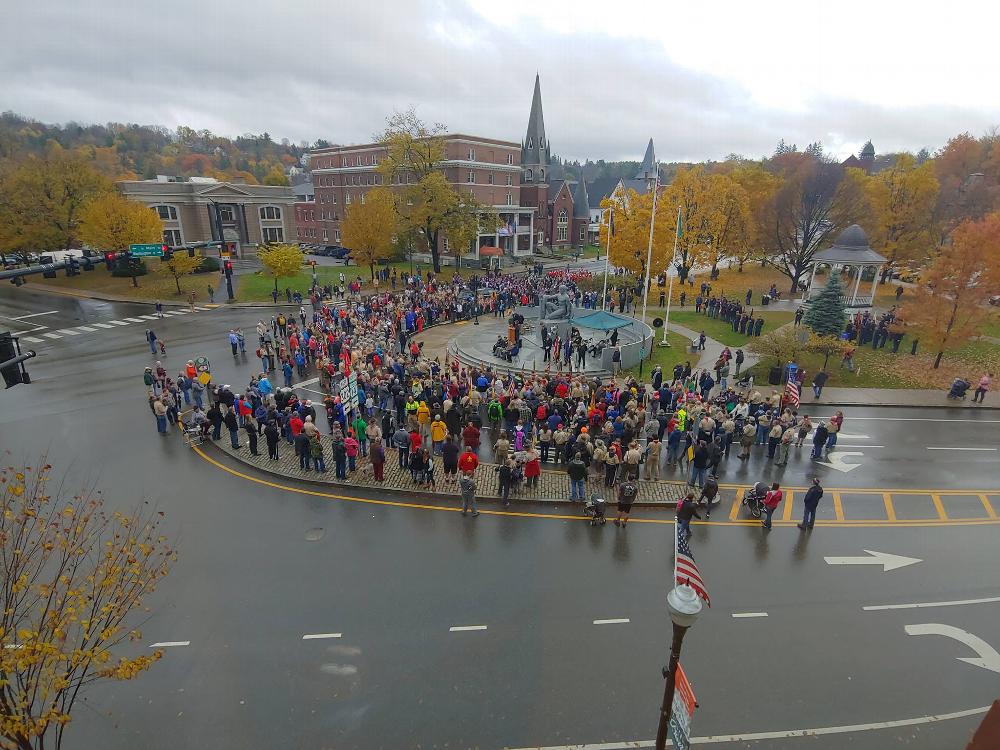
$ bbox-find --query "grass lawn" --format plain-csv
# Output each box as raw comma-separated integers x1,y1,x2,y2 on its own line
980,311,1000,339
622,330,690,378
31,266,218,303
664,309,795,346
745,332,1000,390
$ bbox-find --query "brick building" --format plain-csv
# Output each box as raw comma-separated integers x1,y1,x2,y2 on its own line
291,176,319,243
117,176,296,257
308,132,536,265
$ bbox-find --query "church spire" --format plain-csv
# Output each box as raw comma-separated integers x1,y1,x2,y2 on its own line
635,138,657,180
522,74,549,177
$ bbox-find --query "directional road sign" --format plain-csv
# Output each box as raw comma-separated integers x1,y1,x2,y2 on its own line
130,243,165,257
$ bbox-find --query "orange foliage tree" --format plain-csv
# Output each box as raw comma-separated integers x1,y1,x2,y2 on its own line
899,213,1000,368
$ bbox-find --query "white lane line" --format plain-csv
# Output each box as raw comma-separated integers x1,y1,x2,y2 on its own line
507,705,990,749
91,322,114,329
593,618,630,625
75,326,96,332
732,612,769,618
148,641,190,648
107,320,130,326
56,328,81,336
926,446,997,452
123,317,146,323
192,306,211,311
22,336,45,343
42,333,62,339
301,633,342,640
834,444,885,448
297,377,321,387
864,595,1000,612
11,310,59,320
449,625,487,632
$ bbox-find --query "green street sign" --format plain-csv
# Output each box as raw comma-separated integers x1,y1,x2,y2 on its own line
130,243,164,257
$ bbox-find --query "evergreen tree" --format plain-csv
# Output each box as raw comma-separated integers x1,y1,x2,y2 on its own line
803,273,847,337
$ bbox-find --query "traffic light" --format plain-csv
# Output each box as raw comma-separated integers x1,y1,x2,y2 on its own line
0,333,24,388
162,247,174,261
224,260,233,277
10,276,25,287
81,256,95,271
104,251,116,270
65,256,80,276
187,247,196,258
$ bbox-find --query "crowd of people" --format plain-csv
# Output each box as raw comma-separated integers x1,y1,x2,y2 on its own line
143,264,868,531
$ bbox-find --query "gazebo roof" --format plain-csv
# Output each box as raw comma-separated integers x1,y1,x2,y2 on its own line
570,310,634,331
813,224,887,264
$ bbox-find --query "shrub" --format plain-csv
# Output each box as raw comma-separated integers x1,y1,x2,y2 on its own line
111,260,148,278
195,256,220,274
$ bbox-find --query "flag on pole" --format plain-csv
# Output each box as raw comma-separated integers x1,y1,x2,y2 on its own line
609,207,615,237
674,524,711,606
784,379,800,407
676,206,684,239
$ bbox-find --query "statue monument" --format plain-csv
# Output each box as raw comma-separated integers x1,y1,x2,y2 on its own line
538,283,574,349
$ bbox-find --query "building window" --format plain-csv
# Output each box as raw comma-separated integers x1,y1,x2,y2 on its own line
334,230,341,242
375,175,381,185
163,229,182,246
360,193,365,205
323,229,329,241
507,153,513,165
488,172,495,185
525,168,532,182
506,174,513,186
468,148,475,161
218,205,235,222
467,170,474,183
372,154,378,166
506,192,513,205
345,193,351,205
580,225,586,241
153,205,177,221
443,237,450,253
538,231,544,245
528,137,534,149
332,192,337,204
262,227,284,243
557,209,568,242
260,206,282,222
540,168,545,181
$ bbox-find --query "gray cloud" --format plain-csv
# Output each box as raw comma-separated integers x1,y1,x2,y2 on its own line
2,0,997,163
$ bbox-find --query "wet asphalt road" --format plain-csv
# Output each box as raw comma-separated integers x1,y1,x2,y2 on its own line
1,289,999,749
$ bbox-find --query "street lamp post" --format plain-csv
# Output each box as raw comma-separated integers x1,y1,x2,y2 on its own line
655,584,702,750
208,199,235,301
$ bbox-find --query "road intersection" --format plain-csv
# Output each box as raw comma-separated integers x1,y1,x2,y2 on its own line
0,289,997,749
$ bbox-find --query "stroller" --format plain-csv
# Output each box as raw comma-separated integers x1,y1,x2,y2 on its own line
585,494,607,526
742,481,768,519
947,378,970,400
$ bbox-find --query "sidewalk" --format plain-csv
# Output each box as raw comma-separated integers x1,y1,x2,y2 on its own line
811,387,1000,410
204,435,690,507
665,321,761,373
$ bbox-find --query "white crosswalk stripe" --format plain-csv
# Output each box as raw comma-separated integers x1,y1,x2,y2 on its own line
163,310,184,316
139,315,160,320
192,306,210,311
91,323,114,329
108,320,130,326
57,328,81,336
123,317,145,323
22,336,45,343
42,333,62,339
76,326,96,332
11,307,217,347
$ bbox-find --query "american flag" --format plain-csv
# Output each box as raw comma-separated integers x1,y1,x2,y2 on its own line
675,524,711,606
507,376,516,398
785,379,800,407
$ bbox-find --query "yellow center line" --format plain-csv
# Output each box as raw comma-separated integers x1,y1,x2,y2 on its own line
192,446,1000,529
979,494,999,520
931,493,949,521
832,491,845,521
882,492,897,522
729,488,744,521
782,489,794,522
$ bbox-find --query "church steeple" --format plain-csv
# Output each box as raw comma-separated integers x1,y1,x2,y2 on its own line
635,138,657,181
521,74,549,183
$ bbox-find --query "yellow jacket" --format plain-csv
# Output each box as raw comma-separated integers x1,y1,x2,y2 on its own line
416,402,431,425
430,419,447,442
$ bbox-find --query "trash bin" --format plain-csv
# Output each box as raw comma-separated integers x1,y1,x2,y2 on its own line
762,294,770,306
768,366,781,386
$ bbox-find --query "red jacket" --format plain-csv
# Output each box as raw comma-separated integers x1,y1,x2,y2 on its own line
764,490,783,509
458,451,479,474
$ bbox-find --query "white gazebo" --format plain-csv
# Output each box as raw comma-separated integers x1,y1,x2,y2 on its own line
806,224,887,308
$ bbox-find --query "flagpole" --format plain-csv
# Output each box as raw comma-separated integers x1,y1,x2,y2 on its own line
640,162,659,328
660,206,681,346
601,205,612,311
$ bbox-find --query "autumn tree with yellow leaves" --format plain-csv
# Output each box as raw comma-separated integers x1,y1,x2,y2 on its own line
78,191,163,254
599,188,675,280
157,250,204,295
0,460,175,750
257,243,304,293
340,188,397,280
898,212,1000,368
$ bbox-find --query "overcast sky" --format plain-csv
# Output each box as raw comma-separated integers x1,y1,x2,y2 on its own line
3,0,998,163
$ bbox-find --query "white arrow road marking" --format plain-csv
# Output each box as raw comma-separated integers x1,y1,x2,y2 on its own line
824,550,922,571
817,451,864,473
905,624,1000,674
927,447,997,452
